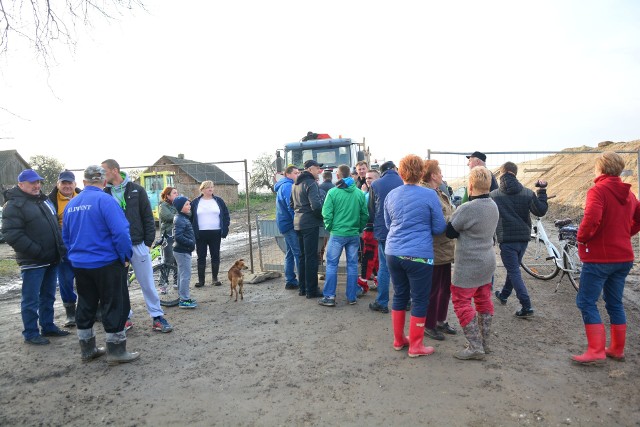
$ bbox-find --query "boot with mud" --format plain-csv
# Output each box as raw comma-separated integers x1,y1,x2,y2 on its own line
79,336,106,362
605,324,626,361
477,313,492,354
407,316,434,357
63,302,77,327
455,316,485,360
106,340,140,365
571,323,606,365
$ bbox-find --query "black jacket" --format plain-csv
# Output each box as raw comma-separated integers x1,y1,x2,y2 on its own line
173,212,196,253
105,182,155,247
190,195,230,239
290,170,324,230
47,187,82,213
2,186,66,267
490,173,548,243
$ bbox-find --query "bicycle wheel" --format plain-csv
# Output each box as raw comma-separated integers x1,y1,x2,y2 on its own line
153,263,180,307
520,237,560,280
562,243,582,291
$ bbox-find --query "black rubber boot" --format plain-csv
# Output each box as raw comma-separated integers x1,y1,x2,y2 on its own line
196,264,206,287
79,337,106,362
63,302,77,328
106,341,140,365
212,262,222,286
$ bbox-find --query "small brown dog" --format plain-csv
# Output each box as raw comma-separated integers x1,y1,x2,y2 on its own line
228,259,249,302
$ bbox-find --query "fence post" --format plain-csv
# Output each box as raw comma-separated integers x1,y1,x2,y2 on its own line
255,216,264,272
244,159,254,273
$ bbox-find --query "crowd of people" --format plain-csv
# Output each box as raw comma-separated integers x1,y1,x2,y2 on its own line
2,150,639,366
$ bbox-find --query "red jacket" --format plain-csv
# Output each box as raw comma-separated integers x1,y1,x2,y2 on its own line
578,175,640,263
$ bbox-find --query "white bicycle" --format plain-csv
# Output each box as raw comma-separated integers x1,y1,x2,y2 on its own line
520,217,582,291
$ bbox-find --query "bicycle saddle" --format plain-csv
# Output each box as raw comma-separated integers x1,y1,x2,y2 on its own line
554,218,573,228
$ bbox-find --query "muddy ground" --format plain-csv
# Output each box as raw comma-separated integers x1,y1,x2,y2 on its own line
1,232,640,427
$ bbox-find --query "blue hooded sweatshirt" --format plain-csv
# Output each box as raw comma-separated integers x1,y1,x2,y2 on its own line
275,177,295,234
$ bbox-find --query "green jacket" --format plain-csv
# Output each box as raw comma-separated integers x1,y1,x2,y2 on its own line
322,178,369,237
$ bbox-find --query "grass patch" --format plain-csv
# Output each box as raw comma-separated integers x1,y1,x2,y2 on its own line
0,258,20,278
229,192,276,219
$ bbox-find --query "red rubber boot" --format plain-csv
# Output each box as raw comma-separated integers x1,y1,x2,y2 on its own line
571,323,606,365
605,324,626,361
408,316,435,358
392,310,409,350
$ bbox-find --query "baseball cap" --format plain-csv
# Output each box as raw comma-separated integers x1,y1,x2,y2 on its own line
466,151,487,162
84,165,106,182
379,161,396,173
17,169,44,183
304,159,324,169
58,170,76,182
173,196,189,212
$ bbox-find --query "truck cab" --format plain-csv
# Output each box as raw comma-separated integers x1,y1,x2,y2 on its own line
277,137,369,182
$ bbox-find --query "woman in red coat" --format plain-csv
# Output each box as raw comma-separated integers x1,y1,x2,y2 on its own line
572,151,640,365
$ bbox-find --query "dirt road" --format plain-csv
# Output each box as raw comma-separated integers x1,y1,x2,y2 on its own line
1,238,639,426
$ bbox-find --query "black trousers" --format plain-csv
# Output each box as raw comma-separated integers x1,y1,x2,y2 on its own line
196,230,222,265
297,227,320,293
74,261,130,333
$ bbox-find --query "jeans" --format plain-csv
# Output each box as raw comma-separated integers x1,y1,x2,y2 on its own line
174,252,192,301
322,235,360,301
498,241,531,309
21,265,58,339
576,262,632,325
387,255,433,318
282,228,301,285
130,243,164,318
297,227,320,293
375,241,390,308
57,259,77,303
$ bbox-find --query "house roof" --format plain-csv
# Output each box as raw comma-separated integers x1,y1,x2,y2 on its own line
155,156,239,185
0,150,30,171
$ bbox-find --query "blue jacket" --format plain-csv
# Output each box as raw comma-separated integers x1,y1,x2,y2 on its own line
275,177,295,234
62,186,132,268
384,185,447,258
190,195,231,238
368,169,404,242
173,212,196,253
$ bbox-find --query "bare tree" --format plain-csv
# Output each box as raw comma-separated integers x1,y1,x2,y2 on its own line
30,154,65,192
0,0,145,65
250,153,277,193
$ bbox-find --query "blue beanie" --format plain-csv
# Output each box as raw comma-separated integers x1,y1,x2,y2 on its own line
173,196,189,212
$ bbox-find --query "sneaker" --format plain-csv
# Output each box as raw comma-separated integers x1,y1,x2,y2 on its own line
348,299,357,305
125,319,133,331
494,291,508,305
195,282,204,288
285,283,299,290
25,335,50,345
306,289,323,299
41,327,71,337
356,287,366,298
369,301,389,314
436,322,457,335
425,327,445,341
369,277,378,291
318,297,336,307
515,307,534,318
152,316,173,333
179,299,198,309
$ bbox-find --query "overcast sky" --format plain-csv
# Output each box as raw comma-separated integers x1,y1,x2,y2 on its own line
1,0,639,172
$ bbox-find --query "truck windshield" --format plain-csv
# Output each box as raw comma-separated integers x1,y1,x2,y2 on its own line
286,147,350,169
